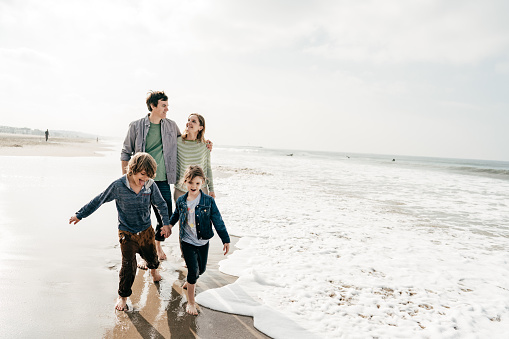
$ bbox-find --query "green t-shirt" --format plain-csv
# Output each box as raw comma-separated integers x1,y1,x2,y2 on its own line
145,122,167,181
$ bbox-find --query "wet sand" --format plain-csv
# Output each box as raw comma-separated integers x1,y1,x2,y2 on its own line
0,135,269,338
0,133,109,157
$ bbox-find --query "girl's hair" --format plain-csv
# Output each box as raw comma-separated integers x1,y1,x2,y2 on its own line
126,152,157,178
146,90,168,112
183,165,206,183
181,113,206,143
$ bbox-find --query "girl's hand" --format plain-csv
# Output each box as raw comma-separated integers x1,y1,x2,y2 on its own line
69,215,80,225
161,225,172,238
210,191,216,199
223,243,230,255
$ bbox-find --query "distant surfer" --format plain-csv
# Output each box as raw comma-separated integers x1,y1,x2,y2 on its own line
45,129,49,142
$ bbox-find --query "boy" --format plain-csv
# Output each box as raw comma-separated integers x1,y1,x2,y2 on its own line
164,165,230,315
69,152,172,311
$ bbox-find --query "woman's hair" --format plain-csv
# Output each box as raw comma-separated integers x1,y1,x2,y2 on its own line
146,90,168,112
181,113,206,143
183,165,206,184
126,152,157,178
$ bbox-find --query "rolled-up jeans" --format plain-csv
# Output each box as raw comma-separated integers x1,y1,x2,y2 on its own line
153,181,172,242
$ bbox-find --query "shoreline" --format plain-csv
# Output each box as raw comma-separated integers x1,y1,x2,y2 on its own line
0,133,112,157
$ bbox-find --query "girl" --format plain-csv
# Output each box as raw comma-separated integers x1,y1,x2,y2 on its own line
166,165,230,315
174,113,215,201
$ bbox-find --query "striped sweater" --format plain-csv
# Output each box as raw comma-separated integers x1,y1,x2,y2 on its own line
175,136,214,193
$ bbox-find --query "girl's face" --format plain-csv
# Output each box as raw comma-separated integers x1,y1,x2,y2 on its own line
186,115,203,134
186,176,204,194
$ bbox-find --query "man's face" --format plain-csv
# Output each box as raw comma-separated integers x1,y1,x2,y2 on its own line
151,100,168,120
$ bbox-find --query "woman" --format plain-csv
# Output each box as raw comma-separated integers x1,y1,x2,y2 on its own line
174,113,215,201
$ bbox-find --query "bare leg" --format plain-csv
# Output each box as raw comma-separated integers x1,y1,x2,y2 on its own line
115,296,128,311
182,281,188,290
186,283,199,315
150,269,162,282
156,240,167,260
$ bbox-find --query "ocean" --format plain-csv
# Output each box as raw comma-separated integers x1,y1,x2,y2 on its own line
200,146,509,338
1,144,508,338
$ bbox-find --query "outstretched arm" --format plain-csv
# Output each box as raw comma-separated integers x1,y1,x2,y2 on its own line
69,214,81,225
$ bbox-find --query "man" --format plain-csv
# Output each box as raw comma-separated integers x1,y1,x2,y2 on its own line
121,91,179,260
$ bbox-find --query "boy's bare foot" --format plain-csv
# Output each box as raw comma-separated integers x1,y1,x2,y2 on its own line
151,269,162,282
115,297,128,311
137,260,148,270
186,302,199,315
156,241,167,260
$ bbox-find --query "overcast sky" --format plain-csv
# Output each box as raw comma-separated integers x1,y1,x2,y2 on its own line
1,0,508,161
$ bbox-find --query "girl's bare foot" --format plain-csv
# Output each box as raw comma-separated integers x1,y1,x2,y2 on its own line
156,241,167,260
151,269,162,282
186,302,199,315
115,297,128,311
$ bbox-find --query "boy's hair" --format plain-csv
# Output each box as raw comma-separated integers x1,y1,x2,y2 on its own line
146,91,168,112
182,113,206,143
126,152,157,178
183,165,206,183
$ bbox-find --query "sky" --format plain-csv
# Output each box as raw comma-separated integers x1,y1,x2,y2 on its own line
1,0,508,161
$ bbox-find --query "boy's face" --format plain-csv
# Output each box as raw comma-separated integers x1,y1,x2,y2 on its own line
132,171,150,187
186,176,204,194
151,99,168,120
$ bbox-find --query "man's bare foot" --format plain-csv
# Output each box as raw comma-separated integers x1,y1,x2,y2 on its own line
151,269,162,282
156,241,167,260
115,297,128,311
137,260,148,270
186,302,199,315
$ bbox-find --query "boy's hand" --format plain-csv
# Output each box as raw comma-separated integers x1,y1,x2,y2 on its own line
161,225,172,238
223,243,230,255
69,215,80,225
206,140,213,151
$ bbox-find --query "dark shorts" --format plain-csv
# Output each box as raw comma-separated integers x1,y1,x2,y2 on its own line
153,180,172,242
181,241,209,285
118,226,159,297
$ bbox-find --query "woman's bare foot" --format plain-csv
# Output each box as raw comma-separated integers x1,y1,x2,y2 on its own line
151,269,162,282
115,297,128,311
186,302,199,315
156,241,167,260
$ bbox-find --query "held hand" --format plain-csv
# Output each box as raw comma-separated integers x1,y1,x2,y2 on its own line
69,215,80,225
206,139,213,151
161,225,172,238
209,191,216,199
223,243,230,255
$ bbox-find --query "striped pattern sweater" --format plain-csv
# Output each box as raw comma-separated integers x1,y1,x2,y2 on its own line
175,136,214,193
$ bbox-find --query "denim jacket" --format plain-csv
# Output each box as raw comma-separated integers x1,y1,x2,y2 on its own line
169,191,230,244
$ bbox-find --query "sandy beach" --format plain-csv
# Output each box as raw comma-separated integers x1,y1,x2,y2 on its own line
0,135,268,338
0,133,110,157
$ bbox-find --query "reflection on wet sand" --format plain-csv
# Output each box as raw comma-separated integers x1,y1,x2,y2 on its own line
104,236,269,338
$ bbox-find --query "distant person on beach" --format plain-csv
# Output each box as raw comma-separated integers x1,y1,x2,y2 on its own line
45,129,49,142
68,152,172,311
174,113,214,201
121,91,213,261
169,165,230,315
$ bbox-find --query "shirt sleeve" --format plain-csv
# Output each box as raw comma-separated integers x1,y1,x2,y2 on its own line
150,183,170,225
120,121,136,161
76,182,117,220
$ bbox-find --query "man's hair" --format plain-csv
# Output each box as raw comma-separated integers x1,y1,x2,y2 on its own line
146,91,168,112
126,152,157,178
183,165,206,184
182,113,206,143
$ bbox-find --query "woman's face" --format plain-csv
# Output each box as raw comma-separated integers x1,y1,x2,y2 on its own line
186,115,203,134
